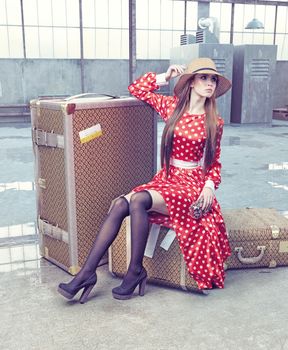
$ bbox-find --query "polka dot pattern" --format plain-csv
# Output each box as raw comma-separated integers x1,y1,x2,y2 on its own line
128,72,231,290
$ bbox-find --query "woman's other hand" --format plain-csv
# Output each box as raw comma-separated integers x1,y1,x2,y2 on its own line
165,64,186,82
197,187,214,212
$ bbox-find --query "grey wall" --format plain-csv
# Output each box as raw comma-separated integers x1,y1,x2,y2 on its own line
0,57,287,110
271,61,288,108
0,59,81,104
0,59,169,105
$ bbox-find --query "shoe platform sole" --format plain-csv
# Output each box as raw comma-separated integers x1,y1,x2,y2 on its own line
57,286,74,300
112,292,135,300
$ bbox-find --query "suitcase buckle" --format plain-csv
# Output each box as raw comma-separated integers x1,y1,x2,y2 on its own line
32,128,46,146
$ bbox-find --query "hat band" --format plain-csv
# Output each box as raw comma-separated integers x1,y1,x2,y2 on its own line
192,67,217,74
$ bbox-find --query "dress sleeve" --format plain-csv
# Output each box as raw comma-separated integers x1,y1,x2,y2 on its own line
128,72,177,122
204,118,224,190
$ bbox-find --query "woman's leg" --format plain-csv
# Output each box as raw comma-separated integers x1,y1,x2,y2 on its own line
147,190,169,215
78,189,167,283
58,188,168,301
112,190,168,298
128,190,168,275
59,195,130,291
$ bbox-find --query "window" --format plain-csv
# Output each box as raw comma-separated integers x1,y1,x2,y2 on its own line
0,0,287,60
82,0,128,59
0,0,23,57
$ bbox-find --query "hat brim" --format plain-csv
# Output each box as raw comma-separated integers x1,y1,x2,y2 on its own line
174,70,232,98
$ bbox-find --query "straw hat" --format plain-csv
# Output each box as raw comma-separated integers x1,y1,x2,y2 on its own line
174,57,232,98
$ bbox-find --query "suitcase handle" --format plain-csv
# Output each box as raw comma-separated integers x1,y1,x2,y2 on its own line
234,246,266,264
64,93,121,101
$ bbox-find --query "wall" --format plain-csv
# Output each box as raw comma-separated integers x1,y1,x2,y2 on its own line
271,61,288,108
0,59,169,105
0,58,287,112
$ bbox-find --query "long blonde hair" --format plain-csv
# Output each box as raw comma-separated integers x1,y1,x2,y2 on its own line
160,77,219,178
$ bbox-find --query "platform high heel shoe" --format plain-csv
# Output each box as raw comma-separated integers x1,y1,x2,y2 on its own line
58,273,97,304
112,267,148,300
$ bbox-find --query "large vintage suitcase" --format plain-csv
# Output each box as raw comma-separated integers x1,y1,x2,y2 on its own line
31,95,157,275
109,218,206,294
223,208,288,270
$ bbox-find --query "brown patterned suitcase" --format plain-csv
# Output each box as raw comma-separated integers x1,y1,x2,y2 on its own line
31,95,157,275
109,218,206,294
223,208,288,270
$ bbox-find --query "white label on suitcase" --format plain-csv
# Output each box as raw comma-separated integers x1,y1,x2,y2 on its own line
160,229,176,251
79,124,102,144
144,224,161,258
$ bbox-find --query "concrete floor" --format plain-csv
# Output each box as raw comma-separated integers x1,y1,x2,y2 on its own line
1,120,288,350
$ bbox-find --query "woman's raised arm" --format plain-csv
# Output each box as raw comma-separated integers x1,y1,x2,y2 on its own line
128,65,185,122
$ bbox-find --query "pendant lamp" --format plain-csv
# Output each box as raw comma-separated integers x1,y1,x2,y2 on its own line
245,18,264,29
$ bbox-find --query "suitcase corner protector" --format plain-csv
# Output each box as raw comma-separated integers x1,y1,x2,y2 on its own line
68,265,81,275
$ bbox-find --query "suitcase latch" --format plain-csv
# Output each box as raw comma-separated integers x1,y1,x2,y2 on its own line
271,225,280,239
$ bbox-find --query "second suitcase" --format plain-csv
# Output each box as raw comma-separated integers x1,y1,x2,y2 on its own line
223,208,288,269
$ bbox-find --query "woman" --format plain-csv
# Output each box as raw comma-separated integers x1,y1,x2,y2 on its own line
58,57,232,303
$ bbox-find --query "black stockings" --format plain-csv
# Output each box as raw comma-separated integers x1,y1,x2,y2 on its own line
69,190,152,288
120,191,152,289
69,195,129,287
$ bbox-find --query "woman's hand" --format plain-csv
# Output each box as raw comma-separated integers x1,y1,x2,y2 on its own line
165,64,186,82
197,187,214,212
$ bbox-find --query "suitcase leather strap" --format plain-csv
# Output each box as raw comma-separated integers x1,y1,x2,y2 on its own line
38,217,69,244
180,255,188,291
32,128,64,149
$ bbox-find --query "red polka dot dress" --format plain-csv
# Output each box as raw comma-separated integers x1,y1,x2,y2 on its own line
128,72,231,290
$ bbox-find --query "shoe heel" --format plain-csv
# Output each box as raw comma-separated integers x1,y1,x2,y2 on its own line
139,277,147,297
79,284,95,304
